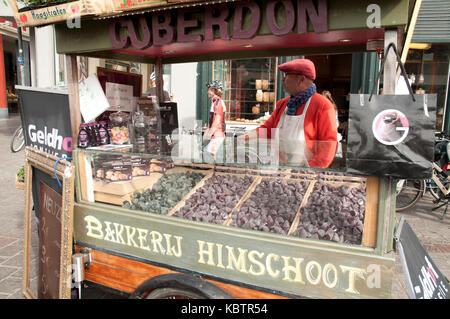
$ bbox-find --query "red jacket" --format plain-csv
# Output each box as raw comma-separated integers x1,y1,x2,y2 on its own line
256,93,337,168
210,97,226,138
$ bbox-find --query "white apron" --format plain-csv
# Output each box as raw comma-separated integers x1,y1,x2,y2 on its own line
277,97,312,167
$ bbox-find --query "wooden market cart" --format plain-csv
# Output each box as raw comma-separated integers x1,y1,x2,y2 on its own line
13,0,420,299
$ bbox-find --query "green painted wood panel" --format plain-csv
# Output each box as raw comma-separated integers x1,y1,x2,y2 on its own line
55,0,410,56
73,197,396,298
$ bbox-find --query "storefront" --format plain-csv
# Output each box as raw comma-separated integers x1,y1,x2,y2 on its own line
0,1,30,117
12,0,418,299
405,0,450,132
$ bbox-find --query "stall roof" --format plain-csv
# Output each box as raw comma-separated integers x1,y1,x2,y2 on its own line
54,0,413,63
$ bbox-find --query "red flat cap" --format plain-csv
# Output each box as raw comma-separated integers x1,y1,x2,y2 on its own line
278,59,316,80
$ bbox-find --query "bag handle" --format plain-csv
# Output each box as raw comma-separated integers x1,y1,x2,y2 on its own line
369,42,416,102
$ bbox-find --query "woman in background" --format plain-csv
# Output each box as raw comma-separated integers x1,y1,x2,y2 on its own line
204,80,227,159
322,90,341,143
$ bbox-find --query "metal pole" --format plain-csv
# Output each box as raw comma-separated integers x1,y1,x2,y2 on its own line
17,27,25,86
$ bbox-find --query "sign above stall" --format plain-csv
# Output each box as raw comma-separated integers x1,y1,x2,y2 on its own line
8,0,195,27
110,0,328,50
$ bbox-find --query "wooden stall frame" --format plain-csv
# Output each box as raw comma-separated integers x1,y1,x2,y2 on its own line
22,147,75,299
61,2,407,298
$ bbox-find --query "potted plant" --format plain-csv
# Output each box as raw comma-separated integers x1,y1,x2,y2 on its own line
16,165,25,190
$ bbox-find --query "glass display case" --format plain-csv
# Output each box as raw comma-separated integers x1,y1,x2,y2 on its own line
78,145,375,248
214,58,278,124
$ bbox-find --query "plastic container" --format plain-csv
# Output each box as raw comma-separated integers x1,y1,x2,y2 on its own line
89,122,101,146
98,121,110,145
133,111,147,153
78,123,90,148
109,111,130,144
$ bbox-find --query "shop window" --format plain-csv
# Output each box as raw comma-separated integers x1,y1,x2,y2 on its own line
405,45,450,131
213,57,277,124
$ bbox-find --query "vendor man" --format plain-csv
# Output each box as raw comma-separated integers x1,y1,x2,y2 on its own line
243,59,337,168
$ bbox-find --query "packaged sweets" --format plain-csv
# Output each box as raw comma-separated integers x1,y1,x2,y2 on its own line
78,123,91,148
104,160,132,182
98,121,110,145
109,111,130,144
131,156,151,177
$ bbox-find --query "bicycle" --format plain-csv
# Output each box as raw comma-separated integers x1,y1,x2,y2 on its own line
10,126,25,153
395,178,425,212
395,131,450,216
395,163,449,219
429,162,450,220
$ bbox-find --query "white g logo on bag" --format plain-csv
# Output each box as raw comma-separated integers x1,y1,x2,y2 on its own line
372,109,410,146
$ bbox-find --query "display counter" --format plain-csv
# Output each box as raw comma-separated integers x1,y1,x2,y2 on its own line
73,147,396,298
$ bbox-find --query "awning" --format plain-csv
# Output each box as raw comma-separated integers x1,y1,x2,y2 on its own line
412,0,450,42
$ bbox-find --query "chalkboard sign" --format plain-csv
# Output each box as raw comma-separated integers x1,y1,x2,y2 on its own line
38,181,63,299
395,216,450,299
22,147,74,299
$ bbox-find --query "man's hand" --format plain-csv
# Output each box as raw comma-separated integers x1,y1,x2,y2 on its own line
237,134,249,141
279,150,288,164
203,129,212,142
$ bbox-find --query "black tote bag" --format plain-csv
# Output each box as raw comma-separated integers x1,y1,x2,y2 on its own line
346,43,436,179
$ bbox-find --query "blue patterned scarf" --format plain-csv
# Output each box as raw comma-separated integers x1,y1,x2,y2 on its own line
286,84,316,115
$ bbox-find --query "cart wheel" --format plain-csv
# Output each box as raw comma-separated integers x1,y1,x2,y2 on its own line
145,287,207,299
129,273,233,299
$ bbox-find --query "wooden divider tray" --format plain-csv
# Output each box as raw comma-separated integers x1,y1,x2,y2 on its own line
226,177,313,235
168,172,259,225
94,163,376,248
290,179,368,245
94,166,212,206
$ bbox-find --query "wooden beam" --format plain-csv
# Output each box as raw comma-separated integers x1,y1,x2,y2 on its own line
66,54,81,149
363,177,380,247
401,0,423,64
381,29,399,254
383,30,399,94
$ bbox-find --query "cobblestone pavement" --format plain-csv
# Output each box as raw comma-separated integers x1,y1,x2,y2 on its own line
0,114,38,299
0,114,448,299
393,194,450,299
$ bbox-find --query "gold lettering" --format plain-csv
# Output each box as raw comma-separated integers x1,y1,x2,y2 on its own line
323,263,338,288
305,261,321,285
137,228,150,251
197,240,215,266
104,221,117,243
164,234,182,257
282,256,305,283
150,231,165,254
216,243,225,268
266,253,280,278
114,223,126,244
125,225,139,248
84,215,104,239
340,265,365,294
226,246,248,273
248,250,265,276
